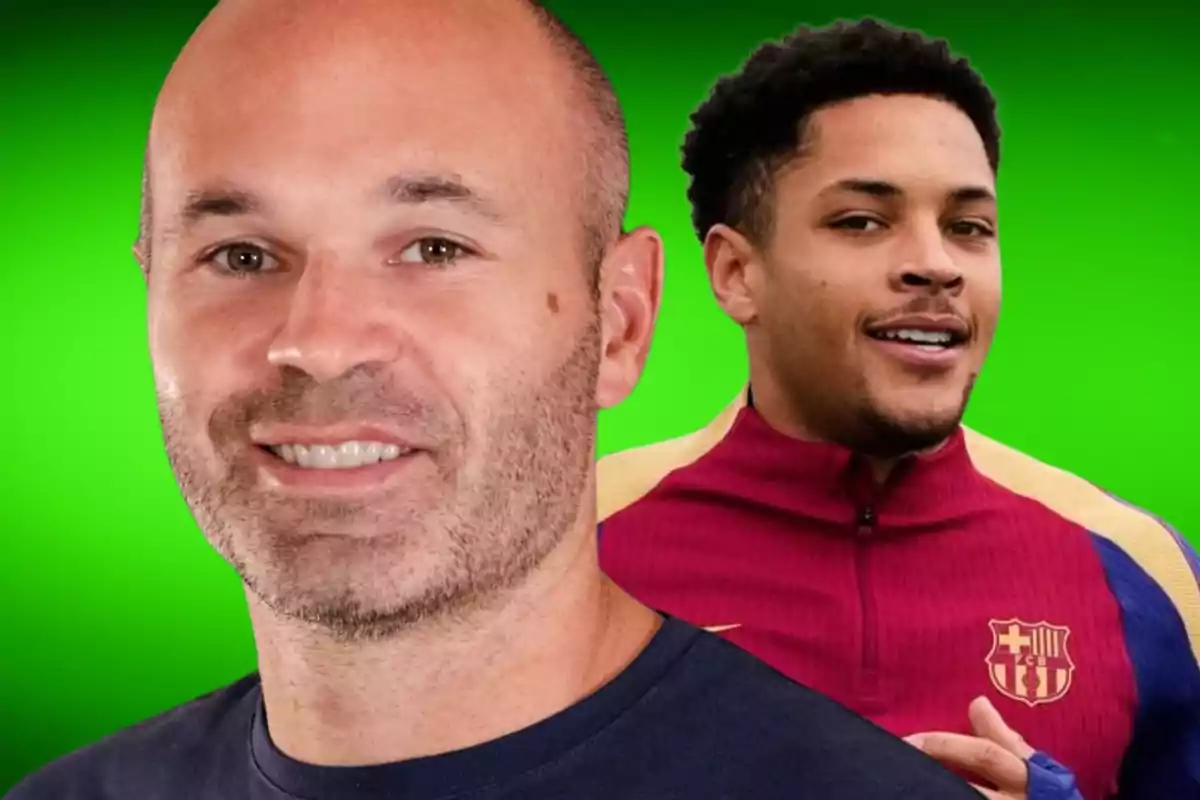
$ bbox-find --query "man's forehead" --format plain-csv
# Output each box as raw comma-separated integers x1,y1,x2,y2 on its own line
148,64,575,232
142,0,612,254
784,97,994,198
807,96,990,165
154,64,565,156
150,0,576,178
177,0,543,69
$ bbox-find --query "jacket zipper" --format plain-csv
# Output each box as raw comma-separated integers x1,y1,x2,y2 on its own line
855,504,880,707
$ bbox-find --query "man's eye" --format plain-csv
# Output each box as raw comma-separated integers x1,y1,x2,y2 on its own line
207,243,279,275
830,216,885,233
948,220,995,238
391,237,470,266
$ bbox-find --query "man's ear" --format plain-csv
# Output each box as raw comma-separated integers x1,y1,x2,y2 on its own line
594,226,664,410
703,223,761,326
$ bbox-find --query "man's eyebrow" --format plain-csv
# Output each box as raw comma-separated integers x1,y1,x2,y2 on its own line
165,175,505,239
822,178,902,198
819,178,996,204
380,174,506,221
164,187,263,238
947,185,996,204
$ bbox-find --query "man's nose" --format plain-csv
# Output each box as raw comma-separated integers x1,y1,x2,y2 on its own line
266,257,403,383
889,227,965,296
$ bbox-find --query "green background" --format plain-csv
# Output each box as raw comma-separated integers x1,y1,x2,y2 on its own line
2,0,1197,791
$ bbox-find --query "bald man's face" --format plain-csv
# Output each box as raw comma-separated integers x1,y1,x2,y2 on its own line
143,1,650,638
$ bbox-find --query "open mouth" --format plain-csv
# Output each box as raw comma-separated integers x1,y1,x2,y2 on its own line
258,440,415,470
864,320,970,352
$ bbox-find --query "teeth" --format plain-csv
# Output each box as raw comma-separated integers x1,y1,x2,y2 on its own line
878,328,954,345
269,441,410,469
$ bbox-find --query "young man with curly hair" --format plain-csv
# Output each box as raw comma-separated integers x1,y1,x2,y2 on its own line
599,18,1200,800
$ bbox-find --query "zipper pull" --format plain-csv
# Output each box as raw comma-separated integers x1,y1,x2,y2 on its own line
857,505,876,534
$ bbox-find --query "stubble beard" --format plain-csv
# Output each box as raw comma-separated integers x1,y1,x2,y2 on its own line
770,289,978,460
772,335,976,461
158,317,602,643
848,376,975,460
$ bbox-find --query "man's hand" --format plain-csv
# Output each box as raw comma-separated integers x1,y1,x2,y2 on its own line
905,696,1035,799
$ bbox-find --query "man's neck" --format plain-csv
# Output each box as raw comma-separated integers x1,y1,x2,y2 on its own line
248,524,659,768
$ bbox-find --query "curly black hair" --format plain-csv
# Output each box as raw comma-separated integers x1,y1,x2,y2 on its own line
681,18,1000,244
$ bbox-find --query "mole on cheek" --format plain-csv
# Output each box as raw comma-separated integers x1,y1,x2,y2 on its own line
546,292,560,313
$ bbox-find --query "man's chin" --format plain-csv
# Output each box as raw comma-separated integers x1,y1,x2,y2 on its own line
242,570,472,643
228,529,528,642
851,405,964,460
250,592,426,643
841,378,973,458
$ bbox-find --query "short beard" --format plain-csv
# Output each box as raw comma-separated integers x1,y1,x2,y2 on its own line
839,376,975,460
158,314,602,643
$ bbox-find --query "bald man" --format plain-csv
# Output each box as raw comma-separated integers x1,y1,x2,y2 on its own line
3,2,984,800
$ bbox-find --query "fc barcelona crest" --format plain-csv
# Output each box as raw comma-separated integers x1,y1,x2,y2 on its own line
986,619,1075,707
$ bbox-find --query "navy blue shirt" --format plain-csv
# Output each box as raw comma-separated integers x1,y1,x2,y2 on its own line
6,619,978,799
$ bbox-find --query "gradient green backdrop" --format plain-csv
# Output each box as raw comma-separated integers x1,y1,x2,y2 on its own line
2,0,1197,791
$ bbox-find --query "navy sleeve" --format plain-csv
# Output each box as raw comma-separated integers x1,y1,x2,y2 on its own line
1027,751,1083,800
1091,533,1200,799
